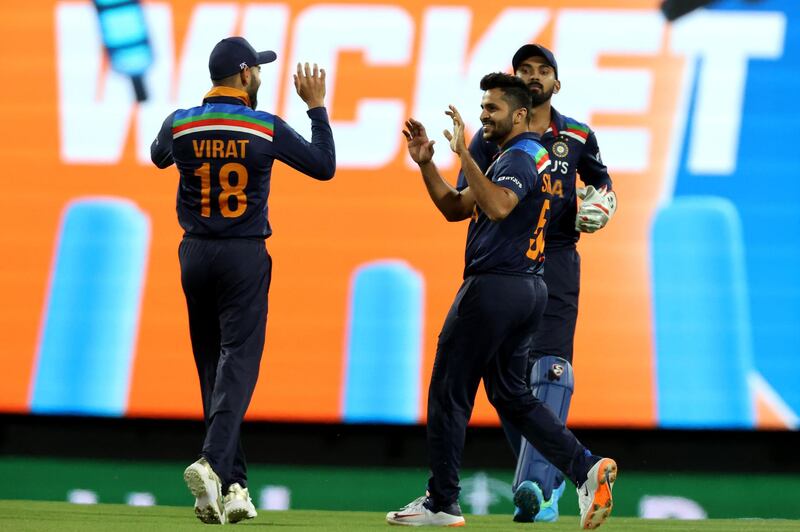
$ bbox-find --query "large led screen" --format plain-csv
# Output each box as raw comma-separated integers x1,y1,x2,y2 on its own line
0,0,797,429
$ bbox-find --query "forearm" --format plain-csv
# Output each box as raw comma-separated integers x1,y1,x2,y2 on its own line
581,171,613,192
579,132,612,191
274,111,336,181
418,161,472,221
307,107,336,180
459,151,514,221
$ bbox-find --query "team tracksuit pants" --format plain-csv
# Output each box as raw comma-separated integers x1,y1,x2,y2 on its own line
179,236,272,492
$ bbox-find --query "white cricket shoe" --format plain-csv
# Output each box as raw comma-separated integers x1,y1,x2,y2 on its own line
224,483,257,524
386,495,465,527
577,458,617,530
183,457,226,524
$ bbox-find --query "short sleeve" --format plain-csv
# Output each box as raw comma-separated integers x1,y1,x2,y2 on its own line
457,128,499,191
491,150,537,201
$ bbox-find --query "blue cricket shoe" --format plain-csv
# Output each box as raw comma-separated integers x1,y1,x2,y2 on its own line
512,480,544,522
535,480,566,522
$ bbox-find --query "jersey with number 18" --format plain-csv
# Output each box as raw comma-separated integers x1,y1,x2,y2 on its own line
151,87,335,238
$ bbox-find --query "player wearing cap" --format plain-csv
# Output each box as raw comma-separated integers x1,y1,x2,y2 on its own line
387,73,617,531
458,44,617,523
150,37,335,524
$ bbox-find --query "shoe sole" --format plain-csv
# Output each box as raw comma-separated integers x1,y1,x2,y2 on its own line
386,518,465,527
226,501,255,524
512,481,542,523
184,467,225,524
582,458,617,530
386,513,466,527
227,507,250,524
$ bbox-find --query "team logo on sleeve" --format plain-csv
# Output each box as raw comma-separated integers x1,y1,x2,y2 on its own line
552,141,569,158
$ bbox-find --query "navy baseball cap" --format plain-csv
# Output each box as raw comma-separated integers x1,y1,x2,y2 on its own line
512,44,558,79
209,37,277,80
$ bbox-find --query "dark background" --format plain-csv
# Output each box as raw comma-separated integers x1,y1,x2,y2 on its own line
3,414,799,473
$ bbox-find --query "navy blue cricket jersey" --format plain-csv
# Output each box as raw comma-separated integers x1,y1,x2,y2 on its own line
151,87,335,238
460,108,611,251
463,132,553,278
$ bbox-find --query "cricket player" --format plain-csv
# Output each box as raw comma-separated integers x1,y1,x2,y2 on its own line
386,73,617,530
458,44,617,523
150,37,335,524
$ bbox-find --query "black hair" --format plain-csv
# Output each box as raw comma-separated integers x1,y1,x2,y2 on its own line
479,72,533,112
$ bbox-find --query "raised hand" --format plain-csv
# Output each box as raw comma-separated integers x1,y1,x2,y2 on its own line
294,62,326,109
443,105,467,155
403,118,436,165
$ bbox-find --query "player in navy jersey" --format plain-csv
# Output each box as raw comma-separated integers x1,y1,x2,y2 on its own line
150,36,335,524
458,44,618,523
386,73,617,530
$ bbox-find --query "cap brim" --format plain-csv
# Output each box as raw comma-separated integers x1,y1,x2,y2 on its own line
256,50,277,65
512,44,553,71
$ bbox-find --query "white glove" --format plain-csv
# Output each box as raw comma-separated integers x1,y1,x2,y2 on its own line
575,185,617,233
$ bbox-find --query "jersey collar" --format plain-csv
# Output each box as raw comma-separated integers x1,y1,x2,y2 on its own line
543,107,566,139
202,86,251,107
502,131,541,150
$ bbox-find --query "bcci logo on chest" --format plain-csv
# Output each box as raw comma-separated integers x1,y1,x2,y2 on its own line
552,141,569,158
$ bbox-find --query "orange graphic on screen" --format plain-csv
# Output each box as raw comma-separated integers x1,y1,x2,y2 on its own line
0,0,683,428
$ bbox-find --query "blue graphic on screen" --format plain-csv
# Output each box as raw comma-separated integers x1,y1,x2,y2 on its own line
31,198,150,416
665,0,800,425
652,197,755,427
343,260,424,424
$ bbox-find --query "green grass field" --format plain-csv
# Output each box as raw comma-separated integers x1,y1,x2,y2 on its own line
1,501,800,531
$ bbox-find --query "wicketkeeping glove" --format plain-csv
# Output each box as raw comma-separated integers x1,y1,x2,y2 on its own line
575,185,617,233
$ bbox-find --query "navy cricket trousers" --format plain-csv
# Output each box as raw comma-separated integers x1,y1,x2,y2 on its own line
426,273,594,507
179,236,272,492
531,247,581,363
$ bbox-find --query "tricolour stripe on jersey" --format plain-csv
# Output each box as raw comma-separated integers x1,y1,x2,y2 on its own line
563,122,589,143
173,124,273,141
173,117,273,135
173,112,273,130
172,113,274,140
534,146,551,173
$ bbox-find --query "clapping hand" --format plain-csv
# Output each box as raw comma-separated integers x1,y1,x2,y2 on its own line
403,118,435,166
443,105,467,155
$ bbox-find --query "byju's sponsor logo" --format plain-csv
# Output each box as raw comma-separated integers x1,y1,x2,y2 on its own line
496,175,523,189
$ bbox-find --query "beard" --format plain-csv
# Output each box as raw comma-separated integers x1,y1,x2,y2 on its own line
246,80,260,110
482,114,514,143
530,84,555,107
